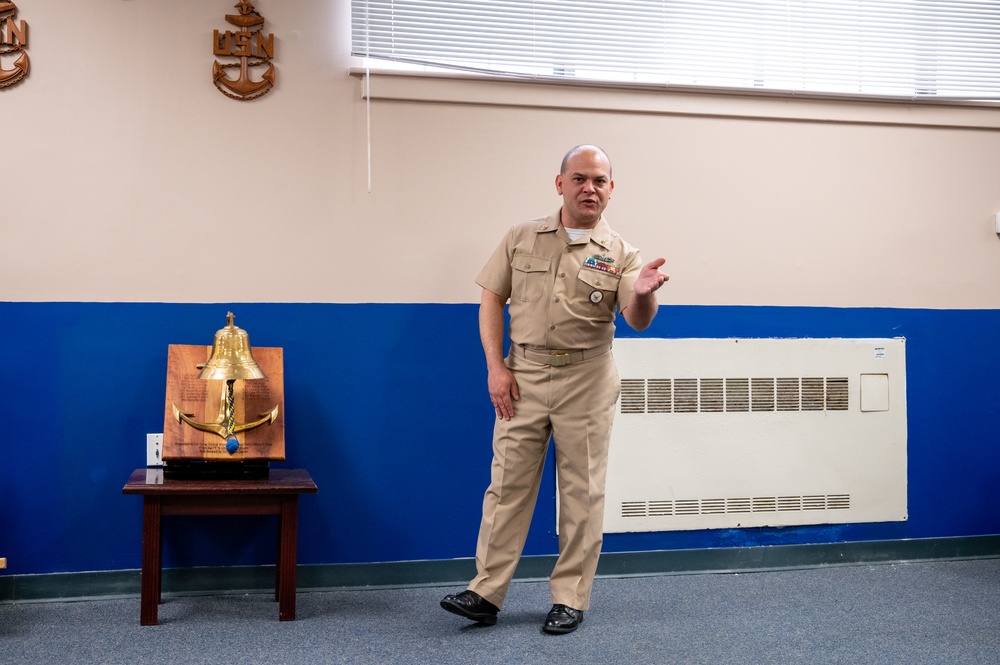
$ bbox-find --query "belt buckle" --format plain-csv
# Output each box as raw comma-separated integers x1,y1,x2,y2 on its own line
549,352,571,367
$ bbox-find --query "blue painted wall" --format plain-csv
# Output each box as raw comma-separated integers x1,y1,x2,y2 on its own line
1,302,998,575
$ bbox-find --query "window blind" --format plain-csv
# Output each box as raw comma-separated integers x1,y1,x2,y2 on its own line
351,0,1000,102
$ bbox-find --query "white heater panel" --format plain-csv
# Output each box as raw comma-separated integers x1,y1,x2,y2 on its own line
603,338,907,533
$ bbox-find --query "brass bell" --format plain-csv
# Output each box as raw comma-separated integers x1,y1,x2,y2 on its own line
197,312,266,381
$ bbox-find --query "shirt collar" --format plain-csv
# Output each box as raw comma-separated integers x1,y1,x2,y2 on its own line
535,209,613,250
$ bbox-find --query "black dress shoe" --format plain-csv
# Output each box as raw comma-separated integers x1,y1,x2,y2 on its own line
440,590,499,625
543,604,584,634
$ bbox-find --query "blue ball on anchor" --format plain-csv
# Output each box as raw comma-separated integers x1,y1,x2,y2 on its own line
226,437,240,454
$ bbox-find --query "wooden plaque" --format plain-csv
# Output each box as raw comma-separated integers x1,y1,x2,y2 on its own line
162,344,285,462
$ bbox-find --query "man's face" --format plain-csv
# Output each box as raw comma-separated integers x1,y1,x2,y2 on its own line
556,149,614,229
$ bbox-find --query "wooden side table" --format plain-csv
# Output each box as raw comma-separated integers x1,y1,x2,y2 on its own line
122,467,317,626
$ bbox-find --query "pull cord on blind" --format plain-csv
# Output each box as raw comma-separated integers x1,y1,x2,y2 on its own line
351,0,1000,103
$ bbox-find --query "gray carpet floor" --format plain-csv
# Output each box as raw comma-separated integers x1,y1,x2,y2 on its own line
2,558,999,664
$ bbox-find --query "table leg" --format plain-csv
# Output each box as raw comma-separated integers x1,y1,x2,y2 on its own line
141,496,162,626
277,495,298,621
274,512,281,602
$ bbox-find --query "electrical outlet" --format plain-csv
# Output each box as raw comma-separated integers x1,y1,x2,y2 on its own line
146,433,164,467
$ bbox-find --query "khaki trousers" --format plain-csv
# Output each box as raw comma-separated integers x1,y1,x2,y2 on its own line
468,348,620,611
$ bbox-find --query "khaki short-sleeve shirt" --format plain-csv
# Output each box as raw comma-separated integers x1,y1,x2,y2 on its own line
476,210,643,350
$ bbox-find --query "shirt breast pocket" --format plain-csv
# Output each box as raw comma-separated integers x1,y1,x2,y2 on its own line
576,268,620,320
511,255,551,302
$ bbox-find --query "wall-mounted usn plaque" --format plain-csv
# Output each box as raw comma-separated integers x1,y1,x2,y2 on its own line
213,0,275,100
0,1,29,89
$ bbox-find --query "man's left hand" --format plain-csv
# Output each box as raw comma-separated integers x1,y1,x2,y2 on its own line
633,257,670,296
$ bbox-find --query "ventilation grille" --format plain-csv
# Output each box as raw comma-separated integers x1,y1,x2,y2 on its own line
620,377,849,414
621,494,851,519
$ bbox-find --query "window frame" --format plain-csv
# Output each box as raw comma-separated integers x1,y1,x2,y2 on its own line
351,0,1000,115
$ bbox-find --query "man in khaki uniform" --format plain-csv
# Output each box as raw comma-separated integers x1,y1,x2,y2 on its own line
441,145,669,634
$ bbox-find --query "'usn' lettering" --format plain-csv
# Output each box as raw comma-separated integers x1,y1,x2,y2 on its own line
213,30,274,59
1,18,27,47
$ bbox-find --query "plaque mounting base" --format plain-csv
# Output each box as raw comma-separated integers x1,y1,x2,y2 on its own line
162,460,270,480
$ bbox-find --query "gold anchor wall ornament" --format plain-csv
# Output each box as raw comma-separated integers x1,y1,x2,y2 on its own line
0,1,29,90
212,0,275,101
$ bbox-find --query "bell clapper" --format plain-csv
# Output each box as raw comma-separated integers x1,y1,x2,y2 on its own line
225,379,240,454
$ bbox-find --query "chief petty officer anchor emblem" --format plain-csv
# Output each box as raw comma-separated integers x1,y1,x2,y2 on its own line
0,1,28,89
213,0,275,100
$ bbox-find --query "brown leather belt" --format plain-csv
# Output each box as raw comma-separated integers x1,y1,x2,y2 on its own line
509,342,611,367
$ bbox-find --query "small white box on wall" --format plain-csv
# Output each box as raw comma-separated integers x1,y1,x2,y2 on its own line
146,433,163,467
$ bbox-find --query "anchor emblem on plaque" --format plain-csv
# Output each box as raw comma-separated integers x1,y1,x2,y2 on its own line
0,1,29,90
212,0,275,101
172,313,278,452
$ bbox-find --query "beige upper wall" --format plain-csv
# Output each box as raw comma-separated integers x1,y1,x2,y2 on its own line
3,0,999,308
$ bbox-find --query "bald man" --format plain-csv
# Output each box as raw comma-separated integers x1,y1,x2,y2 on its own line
441,145,669,634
